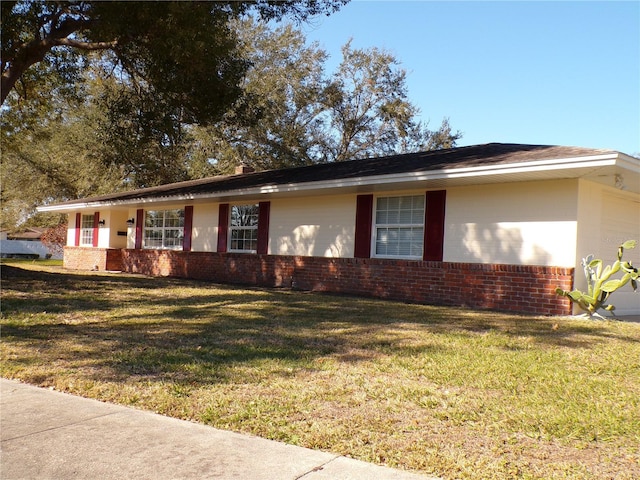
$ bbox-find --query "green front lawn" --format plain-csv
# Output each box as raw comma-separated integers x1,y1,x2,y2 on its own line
1,263,638,479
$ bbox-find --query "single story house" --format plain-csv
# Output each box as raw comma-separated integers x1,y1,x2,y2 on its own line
38,143,640,316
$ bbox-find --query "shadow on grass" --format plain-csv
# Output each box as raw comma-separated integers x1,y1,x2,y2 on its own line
2,264,638,387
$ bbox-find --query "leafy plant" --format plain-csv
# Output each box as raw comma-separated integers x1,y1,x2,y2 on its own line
556,240,638,318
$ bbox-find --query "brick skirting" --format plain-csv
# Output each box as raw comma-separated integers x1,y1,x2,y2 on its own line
63,247,574,315
64,247,123,272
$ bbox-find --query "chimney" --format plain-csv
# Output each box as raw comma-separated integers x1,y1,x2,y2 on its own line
235,163,255,175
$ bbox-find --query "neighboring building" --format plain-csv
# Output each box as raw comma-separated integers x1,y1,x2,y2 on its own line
37,143,640,315
7,227,47,241
0,227,62,259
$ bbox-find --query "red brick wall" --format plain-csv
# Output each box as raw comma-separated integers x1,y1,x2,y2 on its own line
64,247,122,272
64,247,574,315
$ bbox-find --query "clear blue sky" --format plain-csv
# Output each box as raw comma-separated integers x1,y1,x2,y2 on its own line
301,1,640,155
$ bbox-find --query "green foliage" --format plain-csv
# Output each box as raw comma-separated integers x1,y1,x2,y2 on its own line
556,240,639,317
196,20,462,172
1,0,347,106
0,74,126,229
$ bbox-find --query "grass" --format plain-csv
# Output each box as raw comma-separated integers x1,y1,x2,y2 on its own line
1,261,639,479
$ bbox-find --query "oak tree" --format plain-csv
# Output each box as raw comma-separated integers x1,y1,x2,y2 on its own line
1,0,347,111
196,21,461,172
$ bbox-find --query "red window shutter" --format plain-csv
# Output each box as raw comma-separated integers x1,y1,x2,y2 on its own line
217,203,229,253
257,201,271,255
74,213,81,246
135,209,144,249
183,206,194,252
92,212,100,247
354,194,374,258
423,190,446,261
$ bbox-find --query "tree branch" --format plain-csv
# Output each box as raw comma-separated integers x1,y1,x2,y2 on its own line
51,38,118,51
1,13,105,104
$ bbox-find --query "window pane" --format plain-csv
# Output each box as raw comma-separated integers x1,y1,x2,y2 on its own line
164,229,183,248
164,210,184,228
81,230,92,245
231,204,259,227
145,211,163,228
229,204,259,252
144,229,163,248
398,196,412,209
80,215,94,245
232,227,258,251
387,210,400,224
374,195,425,258
81,215,94,229
143,209,184,249
398,209,413,223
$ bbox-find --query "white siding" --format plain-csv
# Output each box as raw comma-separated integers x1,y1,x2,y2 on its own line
191,203,219,252
127,209,137,249
269,195,356,257
67,213,76,247
444,179,579,266
99,210,128,249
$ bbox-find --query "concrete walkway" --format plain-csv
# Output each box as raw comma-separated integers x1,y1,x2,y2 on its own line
1,379,439,480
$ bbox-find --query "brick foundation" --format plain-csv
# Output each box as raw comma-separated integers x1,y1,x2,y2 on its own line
63,247,123,272
64,247,574,315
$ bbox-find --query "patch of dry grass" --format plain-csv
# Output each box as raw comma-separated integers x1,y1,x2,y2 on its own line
1,261,639,479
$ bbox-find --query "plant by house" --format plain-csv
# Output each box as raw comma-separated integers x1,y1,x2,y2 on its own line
556,240,638,318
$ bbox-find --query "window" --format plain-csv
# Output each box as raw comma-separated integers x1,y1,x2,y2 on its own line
374,195,424,258
229,204,259,252
144,209,184,249
80,214,94,246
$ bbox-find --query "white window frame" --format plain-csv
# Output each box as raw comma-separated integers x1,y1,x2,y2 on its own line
143,209,184,250
80,214,94,246
372,194,425,260
229,204,259,253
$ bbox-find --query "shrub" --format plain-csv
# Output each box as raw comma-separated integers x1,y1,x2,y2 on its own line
556,240,638,318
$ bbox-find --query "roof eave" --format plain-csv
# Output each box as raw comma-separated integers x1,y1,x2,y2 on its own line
37,153,629,213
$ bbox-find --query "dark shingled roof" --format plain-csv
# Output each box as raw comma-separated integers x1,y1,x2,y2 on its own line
55,143,616,205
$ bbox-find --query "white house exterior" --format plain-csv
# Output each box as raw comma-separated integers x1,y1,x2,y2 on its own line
38,143,640,316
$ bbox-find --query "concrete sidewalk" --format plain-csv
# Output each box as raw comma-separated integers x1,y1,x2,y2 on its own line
1,378,439,480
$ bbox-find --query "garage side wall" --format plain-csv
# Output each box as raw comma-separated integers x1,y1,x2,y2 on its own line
576,180,640,315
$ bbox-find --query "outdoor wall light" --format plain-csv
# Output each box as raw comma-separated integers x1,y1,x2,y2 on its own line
98,219,106,226
126,218,135,226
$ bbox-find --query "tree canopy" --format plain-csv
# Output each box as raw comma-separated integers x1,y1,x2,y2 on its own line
1,0,347,109
192,19,461,172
